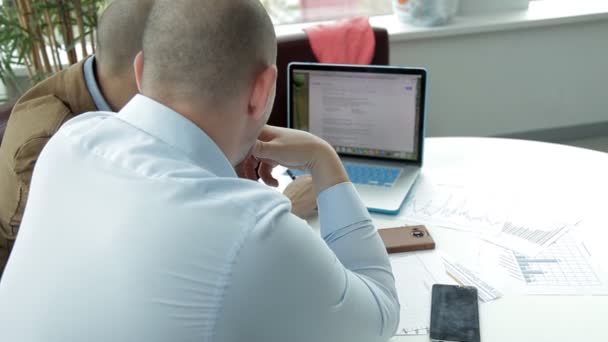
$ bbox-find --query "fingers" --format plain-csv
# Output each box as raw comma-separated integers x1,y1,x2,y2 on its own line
245,157,258,180
235,155,260,180
253,125,320,170
258,162,278,187
245,159,259,180
251,139,281,162
256,125,281,142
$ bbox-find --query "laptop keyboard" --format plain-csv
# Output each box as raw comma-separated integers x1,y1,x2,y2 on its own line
344,163,403,187
287,163,403,187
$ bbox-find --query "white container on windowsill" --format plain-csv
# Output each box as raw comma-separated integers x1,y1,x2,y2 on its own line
393,0,459,27
459,0,529,15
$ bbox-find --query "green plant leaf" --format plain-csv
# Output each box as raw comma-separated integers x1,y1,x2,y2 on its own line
0,0,104,85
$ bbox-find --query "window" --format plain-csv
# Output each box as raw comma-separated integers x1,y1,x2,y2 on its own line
260,0,393,25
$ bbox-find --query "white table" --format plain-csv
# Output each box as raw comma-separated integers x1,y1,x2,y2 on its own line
282,137,608,342
385,138,608,342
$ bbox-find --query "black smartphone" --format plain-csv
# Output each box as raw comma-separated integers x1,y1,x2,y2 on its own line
430,284,480,342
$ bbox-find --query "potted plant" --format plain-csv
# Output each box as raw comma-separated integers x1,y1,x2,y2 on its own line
0,0,106,102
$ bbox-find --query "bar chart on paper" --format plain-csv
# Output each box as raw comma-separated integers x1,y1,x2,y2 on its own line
485,220,576,256
483,186,589,255
485,234,608,295
501,221,568,246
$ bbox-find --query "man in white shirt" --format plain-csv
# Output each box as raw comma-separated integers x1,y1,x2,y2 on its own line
0,0,400,341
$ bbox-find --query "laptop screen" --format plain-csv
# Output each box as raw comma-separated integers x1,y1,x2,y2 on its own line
288,63,426,163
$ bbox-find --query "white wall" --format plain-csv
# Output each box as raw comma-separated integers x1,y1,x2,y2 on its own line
389,18,608,137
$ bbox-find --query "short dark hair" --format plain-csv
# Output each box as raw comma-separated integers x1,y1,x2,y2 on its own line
141,0,277,106
96,0,155,76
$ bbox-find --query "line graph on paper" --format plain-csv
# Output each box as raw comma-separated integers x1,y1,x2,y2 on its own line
390,251,456,336
402,178,586,255
402,180,514,234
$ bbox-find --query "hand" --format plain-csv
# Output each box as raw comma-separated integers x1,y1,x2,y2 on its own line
234,154,278,187
252,126,348,195
283,175,316,218
234,154,259,181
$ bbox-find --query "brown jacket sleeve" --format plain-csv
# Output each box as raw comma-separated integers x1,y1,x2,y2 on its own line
0,96,74,276
0,60,95,277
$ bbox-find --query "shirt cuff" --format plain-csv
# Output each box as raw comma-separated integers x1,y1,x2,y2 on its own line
317,182,372,237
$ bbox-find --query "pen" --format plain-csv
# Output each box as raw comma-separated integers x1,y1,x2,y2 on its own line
286,169,296,180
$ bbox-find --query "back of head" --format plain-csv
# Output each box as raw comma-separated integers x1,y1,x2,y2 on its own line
141,0,277,108
96,0,155,77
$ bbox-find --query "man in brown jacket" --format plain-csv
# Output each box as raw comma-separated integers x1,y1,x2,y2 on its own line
0,0,157,277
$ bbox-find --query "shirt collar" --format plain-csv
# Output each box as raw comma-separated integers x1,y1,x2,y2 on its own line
83,55,112,112
116,95,237,178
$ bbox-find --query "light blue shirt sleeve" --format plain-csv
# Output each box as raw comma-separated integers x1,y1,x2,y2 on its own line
215,182,400,342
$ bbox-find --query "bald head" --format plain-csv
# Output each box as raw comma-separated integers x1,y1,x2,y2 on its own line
141,0,277,107
96,0,155,76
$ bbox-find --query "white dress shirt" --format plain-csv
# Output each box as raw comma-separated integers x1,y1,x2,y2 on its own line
0,95,399,342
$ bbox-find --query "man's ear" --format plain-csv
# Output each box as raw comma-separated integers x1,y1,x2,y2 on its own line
133,51,144,93
248,65,278,120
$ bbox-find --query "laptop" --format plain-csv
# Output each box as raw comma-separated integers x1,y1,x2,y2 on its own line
287,62,427,215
